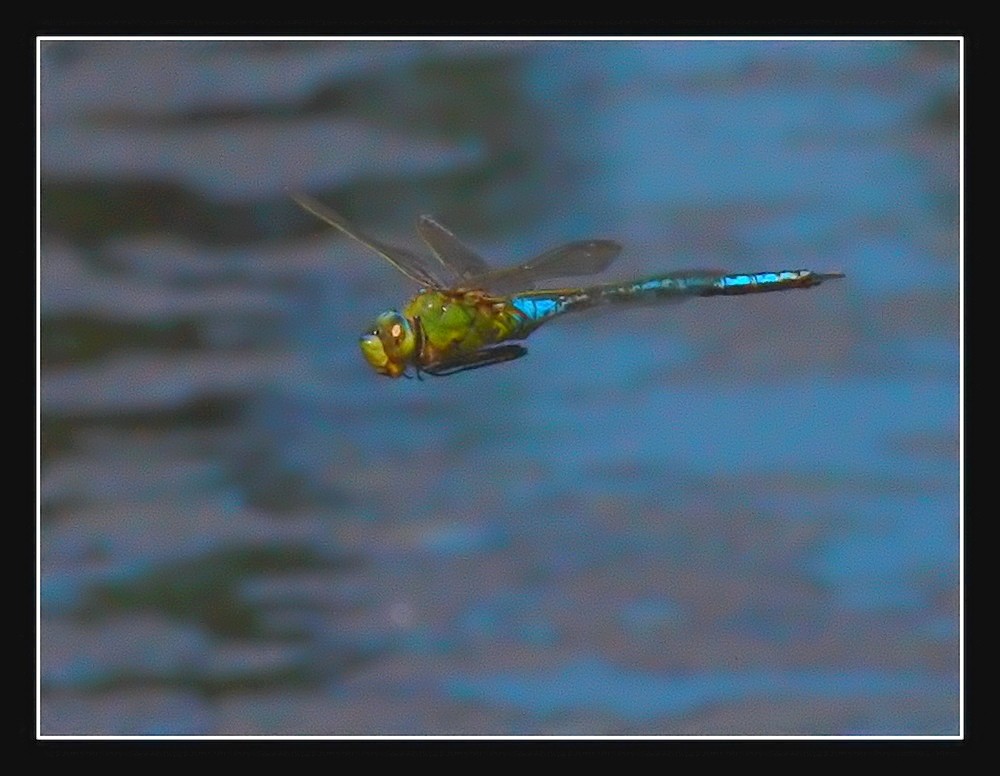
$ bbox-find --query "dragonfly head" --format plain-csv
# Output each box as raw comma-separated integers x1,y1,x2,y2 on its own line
359,310,417,377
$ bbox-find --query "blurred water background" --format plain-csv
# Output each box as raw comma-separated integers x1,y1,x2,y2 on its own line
38,38,960,736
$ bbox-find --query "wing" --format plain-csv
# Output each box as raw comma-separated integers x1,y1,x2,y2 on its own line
416,215,492,282
464,239,623,294
292,192,446,288
418,214,622,293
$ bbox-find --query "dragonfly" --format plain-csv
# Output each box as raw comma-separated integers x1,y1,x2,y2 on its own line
293,193,845,378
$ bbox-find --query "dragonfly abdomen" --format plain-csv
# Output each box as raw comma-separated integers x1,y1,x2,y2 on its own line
700,269,846,296
509,295,566,325
603,269,845,301
509,269,845,328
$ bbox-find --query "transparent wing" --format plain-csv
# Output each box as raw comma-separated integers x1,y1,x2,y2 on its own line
292,192,446,288
416,215,492,282
294,192,623,293
464,239,623,294
418,215,622,292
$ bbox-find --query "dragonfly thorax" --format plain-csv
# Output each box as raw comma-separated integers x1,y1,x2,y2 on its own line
359,310,417,377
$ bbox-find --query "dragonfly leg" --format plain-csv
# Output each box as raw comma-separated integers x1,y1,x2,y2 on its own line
423,344,528,376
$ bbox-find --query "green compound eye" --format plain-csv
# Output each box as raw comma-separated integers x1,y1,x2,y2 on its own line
358,310,416,378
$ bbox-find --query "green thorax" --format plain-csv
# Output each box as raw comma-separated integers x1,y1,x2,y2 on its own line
403,289,526,364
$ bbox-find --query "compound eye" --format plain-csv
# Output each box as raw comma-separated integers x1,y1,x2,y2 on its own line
381,312,410,344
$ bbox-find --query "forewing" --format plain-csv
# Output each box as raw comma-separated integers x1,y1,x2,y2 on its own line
292,192,445,288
